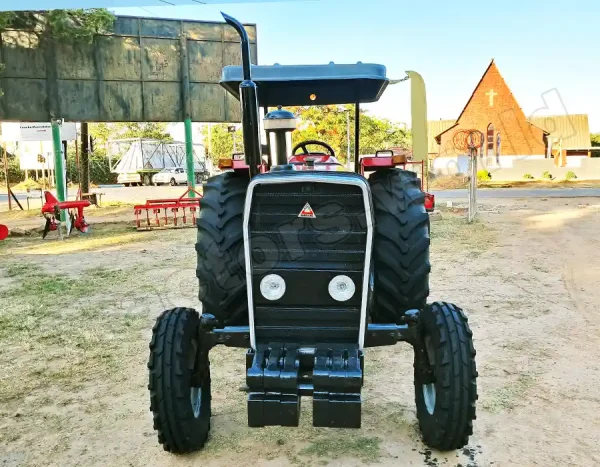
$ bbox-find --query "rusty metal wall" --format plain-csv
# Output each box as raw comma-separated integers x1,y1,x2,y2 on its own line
0,15,258,123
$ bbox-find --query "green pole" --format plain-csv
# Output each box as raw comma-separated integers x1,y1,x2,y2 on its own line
51,120,69,229
184,118,196,198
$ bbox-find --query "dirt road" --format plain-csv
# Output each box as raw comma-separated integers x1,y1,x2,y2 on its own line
1,198,599,466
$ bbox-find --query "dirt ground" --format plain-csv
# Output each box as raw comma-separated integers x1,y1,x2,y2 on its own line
1,197,600,467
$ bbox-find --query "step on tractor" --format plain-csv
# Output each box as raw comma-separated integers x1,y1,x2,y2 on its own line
148,13,477,454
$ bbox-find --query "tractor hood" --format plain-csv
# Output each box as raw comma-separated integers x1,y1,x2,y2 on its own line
221,62,389,106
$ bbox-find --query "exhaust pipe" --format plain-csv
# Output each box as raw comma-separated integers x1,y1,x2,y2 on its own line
221,12,261,177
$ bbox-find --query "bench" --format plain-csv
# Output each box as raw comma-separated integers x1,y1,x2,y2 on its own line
26,188,43,210
80,192,105,207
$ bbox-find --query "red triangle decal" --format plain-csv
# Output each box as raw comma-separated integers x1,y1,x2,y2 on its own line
298,202,316,218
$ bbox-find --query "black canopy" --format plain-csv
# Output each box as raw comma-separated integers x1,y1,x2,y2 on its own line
220,62,389,106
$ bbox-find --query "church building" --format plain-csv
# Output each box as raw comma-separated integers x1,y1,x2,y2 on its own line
434,60,547,160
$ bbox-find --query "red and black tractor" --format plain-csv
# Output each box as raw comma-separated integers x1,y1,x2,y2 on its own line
148,13,476,454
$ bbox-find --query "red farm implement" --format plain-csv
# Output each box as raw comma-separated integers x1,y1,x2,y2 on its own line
360,150,435,212
134,187,203,231
41,191,92,239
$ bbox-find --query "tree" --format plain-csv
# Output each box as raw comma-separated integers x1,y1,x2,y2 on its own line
0,9,115,97
0,9,115,43
201,106,412,165
201,124,243,165
89,122,173,152
291,105,411,163
591,133,600,147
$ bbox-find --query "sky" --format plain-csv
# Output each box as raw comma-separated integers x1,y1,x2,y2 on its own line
3,0,599,132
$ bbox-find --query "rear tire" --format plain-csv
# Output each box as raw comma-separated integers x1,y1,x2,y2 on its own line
369,169,430,323
143,174,152,186
414,302,477,450
148,308,211,453
170,178,177,186
196,172,249,326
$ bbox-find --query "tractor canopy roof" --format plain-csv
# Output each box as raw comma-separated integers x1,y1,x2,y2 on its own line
220,62,388,107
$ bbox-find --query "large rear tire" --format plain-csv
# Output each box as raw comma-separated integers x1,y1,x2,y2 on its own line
369,169,430,323
195,172,249,326
414,302,477,450
148,308,211,453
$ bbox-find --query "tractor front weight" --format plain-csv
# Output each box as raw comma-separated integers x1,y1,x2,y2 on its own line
194,310,425,429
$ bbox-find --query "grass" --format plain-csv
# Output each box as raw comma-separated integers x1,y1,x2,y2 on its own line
429,175,600,190
300,436,381,462
0,262,150,405
430,213,497,256
481,374,536,413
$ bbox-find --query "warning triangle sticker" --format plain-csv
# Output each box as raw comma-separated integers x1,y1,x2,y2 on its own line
298,202,316,218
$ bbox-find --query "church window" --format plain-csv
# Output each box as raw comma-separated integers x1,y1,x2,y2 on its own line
487,123,495,156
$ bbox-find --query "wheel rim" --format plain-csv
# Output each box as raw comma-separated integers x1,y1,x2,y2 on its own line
422,335,436,415
422,383,436,415
190,387,202,418
188,339,203,418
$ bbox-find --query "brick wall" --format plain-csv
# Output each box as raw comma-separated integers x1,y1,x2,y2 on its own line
438,61,546,157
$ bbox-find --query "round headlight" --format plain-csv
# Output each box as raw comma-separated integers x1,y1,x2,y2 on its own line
328,275,356,302
260,274,286,301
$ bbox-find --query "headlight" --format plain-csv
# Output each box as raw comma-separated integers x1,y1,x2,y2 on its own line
260,274,286,301
328,275,356,302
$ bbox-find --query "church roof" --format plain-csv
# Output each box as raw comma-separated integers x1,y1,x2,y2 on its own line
428,120,456,153
529,114,591,149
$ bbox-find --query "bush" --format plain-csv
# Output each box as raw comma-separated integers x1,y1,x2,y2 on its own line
565,171,577,181
12,178,41,191
523,173,534,180
477,170,492,181
0,152,25,186
541,171,553,180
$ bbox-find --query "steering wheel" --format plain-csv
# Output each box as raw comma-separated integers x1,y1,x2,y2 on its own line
292,140,335,157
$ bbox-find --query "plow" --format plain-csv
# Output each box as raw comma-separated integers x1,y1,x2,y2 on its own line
134,187,202,231
41,191,91,239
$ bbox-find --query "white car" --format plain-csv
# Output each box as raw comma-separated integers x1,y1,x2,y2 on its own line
153,167,188,186
117,172,142,187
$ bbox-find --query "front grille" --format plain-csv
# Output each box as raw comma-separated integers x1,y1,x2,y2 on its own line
246,175,370,345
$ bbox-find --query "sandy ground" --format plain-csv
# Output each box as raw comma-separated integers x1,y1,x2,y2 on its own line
1,197,600,467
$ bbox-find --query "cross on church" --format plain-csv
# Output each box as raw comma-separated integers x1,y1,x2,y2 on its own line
486,89,498,107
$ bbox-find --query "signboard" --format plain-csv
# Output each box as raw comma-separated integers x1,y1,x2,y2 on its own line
19,123,77,142
1,122,77,142
0,16,258,123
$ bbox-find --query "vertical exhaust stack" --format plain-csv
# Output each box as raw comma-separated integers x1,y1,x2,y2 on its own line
221,12,261,177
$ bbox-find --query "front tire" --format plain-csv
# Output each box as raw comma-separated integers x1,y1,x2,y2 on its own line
170,178,177,186
369,169,430,323
148,308,211,453
414,302,477,450
196,172,249,326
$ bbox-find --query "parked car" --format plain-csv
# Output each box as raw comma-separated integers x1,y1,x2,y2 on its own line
152,167,188,186
117,172,142,187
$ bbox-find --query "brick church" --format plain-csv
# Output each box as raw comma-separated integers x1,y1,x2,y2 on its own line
434,60,547,159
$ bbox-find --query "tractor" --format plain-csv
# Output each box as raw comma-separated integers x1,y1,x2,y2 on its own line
148,13,477,454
